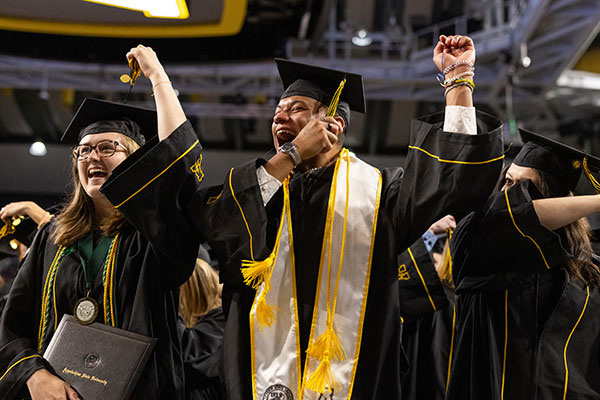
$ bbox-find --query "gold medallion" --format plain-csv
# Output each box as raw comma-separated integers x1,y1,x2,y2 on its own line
74,297,99,325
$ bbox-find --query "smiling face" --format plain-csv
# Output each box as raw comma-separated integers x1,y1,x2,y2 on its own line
271,95,326,149
501,163,541,191
76,132,130,200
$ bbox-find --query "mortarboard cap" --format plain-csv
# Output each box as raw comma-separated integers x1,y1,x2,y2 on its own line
10,216,38,247
275,58,365,127
61,98,157,146
514,128,600,195
0,215,38,248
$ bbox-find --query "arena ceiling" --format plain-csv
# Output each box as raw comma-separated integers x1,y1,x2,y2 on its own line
2,0,600,202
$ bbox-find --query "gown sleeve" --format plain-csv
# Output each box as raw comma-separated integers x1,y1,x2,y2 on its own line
383,110,505,253
0,227,52,399
397,237,448,322
450,179,570,285
101,121,204,289
101,118,273,303
188,160,274,290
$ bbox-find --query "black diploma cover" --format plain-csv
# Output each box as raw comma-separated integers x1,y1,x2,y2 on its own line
44,315,156,400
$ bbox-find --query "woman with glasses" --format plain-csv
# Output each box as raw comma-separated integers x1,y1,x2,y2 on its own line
0,45,202,400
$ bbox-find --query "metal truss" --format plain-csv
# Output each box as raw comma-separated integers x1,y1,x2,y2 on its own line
0,0,599,133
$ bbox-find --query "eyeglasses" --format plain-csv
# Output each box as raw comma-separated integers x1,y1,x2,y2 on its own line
72,140,126,161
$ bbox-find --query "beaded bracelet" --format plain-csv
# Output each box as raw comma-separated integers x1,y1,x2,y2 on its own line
443,60,475,75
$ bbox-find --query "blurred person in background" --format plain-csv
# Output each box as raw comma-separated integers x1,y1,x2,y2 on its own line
179,246,226,400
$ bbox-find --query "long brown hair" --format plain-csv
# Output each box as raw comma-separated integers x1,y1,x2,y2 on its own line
496,165,600,286
536,169,600,286
179,259,222,328
52,135,139,246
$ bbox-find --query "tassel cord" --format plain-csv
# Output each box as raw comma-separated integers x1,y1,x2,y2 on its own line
583,157,600,193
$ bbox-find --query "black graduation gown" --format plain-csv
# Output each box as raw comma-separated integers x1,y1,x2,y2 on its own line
99,110,504,399
448,180,600,399
178,307,226,400
397,238,454,400
0,121,201,399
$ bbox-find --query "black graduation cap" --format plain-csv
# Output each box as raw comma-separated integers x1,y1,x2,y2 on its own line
61,98,157,146
0,215,38,248
10,216,38,247
514,128,600,195
275,58,366,127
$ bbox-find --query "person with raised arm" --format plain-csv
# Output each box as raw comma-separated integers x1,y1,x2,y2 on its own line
0,45,200,400
103,35,504,399
447,128,600,399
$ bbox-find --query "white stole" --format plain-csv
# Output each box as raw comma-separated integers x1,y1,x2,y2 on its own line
250,150,382,400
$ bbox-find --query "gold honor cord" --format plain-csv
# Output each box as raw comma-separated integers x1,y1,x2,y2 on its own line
583,157,600,193
120,58,141,104
38,245,70,351
327,78,347,117
305,149,351,394
102,233,122,327
241,177,290,330
37,234,121,352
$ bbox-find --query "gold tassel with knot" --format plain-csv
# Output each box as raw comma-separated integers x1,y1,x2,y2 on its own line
0,219,16,240
304,354,342,394
242,233,281,330
255,290,279,330
241,252,276,289
241,178,290,330
306,323,347,362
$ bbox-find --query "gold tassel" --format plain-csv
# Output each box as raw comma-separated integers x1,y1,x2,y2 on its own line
241,252,276,289
304,357,342,394
120,58,141,86
583,157,600,193
0,220,15,240
306,325,347,362
255,292,278,330
327,77,347,117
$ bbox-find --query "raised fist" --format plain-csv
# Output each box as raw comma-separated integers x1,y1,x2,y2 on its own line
433,35,475,74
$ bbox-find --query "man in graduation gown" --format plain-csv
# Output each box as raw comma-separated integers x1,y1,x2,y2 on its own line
101,35,503,399
448,129,600,399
